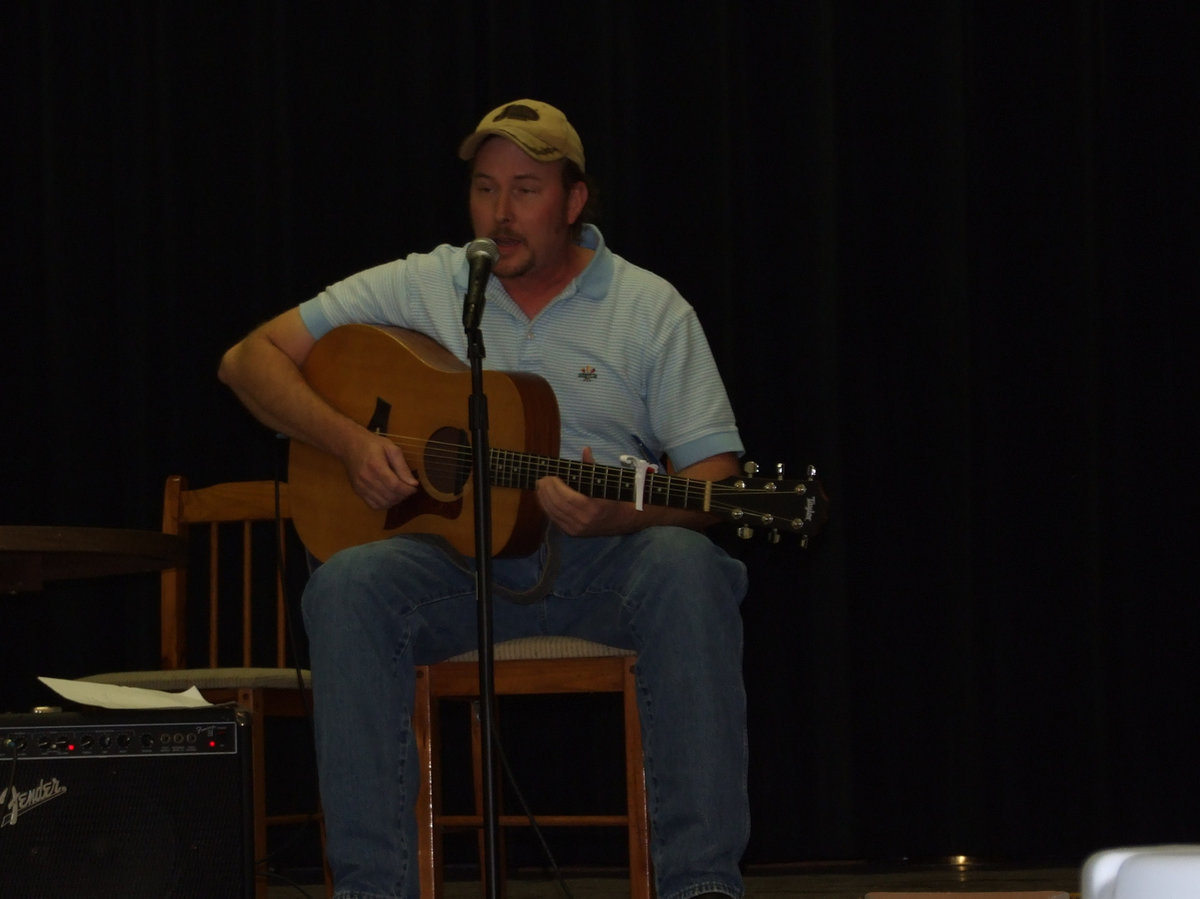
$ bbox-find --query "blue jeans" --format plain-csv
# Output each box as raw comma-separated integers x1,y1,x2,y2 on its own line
302,526,750,899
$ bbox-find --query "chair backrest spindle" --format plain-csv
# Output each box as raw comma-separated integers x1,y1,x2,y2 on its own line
157,475,297,673
242,520,254,667
209,521,221,668
161,476,186,669
274,519,289,668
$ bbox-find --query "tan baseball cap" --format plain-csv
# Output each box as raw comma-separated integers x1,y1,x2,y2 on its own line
457,99,586,171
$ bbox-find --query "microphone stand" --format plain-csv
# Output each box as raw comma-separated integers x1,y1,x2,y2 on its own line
464,298,501,899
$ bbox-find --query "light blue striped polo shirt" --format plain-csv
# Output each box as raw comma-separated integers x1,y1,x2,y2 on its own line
298,225,743,471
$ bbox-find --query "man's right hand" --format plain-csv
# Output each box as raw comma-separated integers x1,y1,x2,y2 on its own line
344,429,421,510
220,308,420,512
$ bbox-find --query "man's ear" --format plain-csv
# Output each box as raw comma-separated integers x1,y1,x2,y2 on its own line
567,179,589,225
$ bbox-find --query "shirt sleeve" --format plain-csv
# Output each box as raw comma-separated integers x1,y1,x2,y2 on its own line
296,244,468,342
645,304,744,471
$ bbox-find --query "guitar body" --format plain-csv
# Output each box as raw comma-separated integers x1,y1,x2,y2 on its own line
289,325,560,561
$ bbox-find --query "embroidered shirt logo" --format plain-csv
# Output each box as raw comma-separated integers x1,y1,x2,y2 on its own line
577,365,598,382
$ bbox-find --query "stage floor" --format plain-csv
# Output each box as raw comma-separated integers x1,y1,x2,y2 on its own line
268,859,1082,898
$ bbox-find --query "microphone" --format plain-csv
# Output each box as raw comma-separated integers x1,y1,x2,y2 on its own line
462,237,499,330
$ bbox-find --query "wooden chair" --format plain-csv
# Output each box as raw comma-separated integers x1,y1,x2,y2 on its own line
413,635,653,899
83,475,320,899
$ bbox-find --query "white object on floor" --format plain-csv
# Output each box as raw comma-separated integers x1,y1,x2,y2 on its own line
1082,845,1200,899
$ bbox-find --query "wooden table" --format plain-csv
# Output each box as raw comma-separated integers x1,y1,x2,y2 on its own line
0,526,187,593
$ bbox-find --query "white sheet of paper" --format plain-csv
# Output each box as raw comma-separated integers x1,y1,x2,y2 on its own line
38,676,212,709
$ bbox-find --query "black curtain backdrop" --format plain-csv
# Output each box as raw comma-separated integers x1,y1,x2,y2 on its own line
5,0,1197,867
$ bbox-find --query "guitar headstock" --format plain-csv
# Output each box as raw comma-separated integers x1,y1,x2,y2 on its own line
713,462,829,547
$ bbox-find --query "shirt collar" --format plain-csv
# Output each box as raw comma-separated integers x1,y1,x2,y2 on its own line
572,223,613,301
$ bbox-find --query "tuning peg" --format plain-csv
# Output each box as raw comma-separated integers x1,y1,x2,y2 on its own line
775,462,785,480
743,461,758,476
736,525,754,540
767,529,781,545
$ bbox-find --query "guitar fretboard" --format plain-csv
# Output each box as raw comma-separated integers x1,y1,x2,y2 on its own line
490,449,710,512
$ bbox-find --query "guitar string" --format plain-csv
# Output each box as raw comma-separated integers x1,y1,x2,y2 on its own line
366,432,808,517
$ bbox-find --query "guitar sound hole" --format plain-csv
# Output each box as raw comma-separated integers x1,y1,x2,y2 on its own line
424,427,471,494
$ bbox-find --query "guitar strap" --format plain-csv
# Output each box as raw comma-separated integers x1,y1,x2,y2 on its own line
413,524,561,606
493,524,561,606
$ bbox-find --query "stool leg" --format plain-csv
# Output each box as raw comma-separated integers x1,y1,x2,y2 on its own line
235,688,270,899
623,662,654,899
413,668,444,898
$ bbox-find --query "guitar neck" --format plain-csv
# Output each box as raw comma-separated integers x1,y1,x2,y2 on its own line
490,448,710,512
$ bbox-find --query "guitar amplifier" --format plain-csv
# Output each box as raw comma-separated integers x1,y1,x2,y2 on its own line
0,706,253,899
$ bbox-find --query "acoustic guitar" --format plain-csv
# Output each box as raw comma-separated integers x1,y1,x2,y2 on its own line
288,324,828,560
